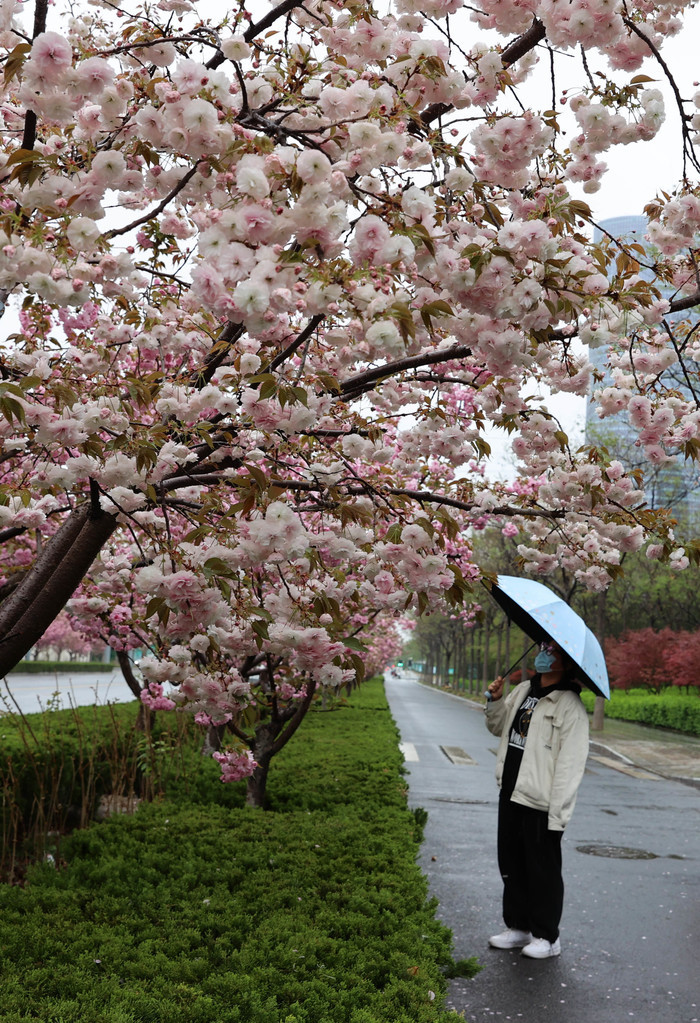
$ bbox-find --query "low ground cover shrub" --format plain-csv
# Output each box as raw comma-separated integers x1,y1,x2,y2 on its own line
7,660,116,674
0,702,208,882
580,688,700,736
0,680,476,1022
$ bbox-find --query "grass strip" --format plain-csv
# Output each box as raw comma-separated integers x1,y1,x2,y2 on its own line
0,680,476,1022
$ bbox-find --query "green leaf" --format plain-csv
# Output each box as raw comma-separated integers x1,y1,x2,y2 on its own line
3,42,31,85
343,636,368,653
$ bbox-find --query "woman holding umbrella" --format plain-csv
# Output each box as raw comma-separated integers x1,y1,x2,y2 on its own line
484,637,590,960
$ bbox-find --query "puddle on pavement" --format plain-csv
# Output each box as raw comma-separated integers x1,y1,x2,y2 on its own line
576,844,659,860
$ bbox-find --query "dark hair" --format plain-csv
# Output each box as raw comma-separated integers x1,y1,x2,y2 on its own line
559,651,582,691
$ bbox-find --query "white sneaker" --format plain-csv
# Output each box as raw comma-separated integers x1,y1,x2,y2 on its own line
522,937,561,959
488,928,533,949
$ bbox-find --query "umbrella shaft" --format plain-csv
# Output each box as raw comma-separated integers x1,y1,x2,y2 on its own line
501,641,536,680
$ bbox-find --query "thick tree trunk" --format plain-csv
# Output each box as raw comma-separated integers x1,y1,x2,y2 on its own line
116,650,154,731
245,755,271,808
245,679,318,807
0,503,118,676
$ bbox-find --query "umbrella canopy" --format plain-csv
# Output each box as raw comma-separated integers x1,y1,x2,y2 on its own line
489,575,610,700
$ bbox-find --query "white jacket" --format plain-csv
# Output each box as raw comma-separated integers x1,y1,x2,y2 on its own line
485,679,590,831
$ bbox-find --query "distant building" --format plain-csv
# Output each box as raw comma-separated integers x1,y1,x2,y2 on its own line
586,216,700,534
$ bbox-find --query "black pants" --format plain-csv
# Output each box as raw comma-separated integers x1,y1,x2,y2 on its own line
497,795,564,943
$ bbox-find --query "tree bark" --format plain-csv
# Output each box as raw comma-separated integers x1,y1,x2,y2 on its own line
0,504,118,676
245,752,272,809
246,722,275,808
244,679,318,807
116,649,155,731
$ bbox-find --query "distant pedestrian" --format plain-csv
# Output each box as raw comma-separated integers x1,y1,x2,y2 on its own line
484,639,589,959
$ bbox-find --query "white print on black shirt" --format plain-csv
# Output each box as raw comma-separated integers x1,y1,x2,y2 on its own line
508,694,540,751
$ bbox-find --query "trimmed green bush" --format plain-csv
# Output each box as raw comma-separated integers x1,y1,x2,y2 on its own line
581,687,700,736
0,702,211,882
0,681,476,1022
8,660,116,674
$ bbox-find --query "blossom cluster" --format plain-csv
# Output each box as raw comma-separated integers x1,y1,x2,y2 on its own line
0,0,696,778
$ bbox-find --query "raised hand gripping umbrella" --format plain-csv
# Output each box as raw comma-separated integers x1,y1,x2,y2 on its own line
488,575,610,700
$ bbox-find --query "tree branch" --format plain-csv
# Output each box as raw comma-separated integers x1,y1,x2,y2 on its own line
0,506,87,632
103,162,204,240
623,17,700,176
192,321,245,387
339,344,474,398
0,505,118,675
116,649,142,699
668,289,700,314
266,314,325,374
420,18,546,126
269,677,317,757
19,0,49,152
388,489,566,519
207,0,306,70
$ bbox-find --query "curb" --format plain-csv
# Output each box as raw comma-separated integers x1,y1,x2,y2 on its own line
589,739,700,791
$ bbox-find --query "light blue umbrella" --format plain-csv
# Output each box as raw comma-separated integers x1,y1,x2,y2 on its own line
489,575,610,699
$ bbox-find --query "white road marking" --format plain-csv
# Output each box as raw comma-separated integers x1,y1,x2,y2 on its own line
399,742,419,762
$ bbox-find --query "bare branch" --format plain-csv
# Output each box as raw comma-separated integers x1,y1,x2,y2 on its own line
267,314,325,374
420,18,546,126
339,344,474,399
103,162,204,240
623,17,700,176
19,0,49,152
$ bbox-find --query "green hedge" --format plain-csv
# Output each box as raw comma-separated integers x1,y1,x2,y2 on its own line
0,702,210,882
8,659,116,674
0,681,475,1022
580,688,700,736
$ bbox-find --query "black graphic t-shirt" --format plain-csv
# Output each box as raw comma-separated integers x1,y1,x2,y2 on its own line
501,688,540,799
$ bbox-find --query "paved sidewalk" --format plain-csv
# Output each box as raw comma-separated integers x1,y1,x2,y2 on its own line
587,718,700,788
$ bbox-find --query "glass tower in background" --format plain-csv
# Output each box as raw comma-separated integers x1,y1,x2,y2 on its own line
586,216,700,534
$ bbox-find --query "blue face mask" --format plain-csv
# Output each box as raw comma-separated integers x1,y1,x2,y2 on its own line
534,649,556,673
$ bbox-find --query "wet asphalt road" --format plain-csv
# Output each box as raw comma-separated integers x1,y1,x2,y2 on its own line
385,675,699,1023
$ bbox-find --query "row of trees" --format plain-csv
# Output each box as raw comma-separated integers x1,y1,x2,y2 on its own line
1,1,700,801
408,614,700,695
606,629,700,692
407,524,700,693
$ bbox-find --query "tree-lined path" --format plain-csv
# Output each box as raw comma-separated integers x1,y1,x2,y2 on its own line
385,673,698,1023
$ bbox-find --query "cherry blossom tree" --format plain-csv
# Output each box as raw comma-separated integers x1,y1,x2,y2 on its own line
0,0,699,802
33,611,93,660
